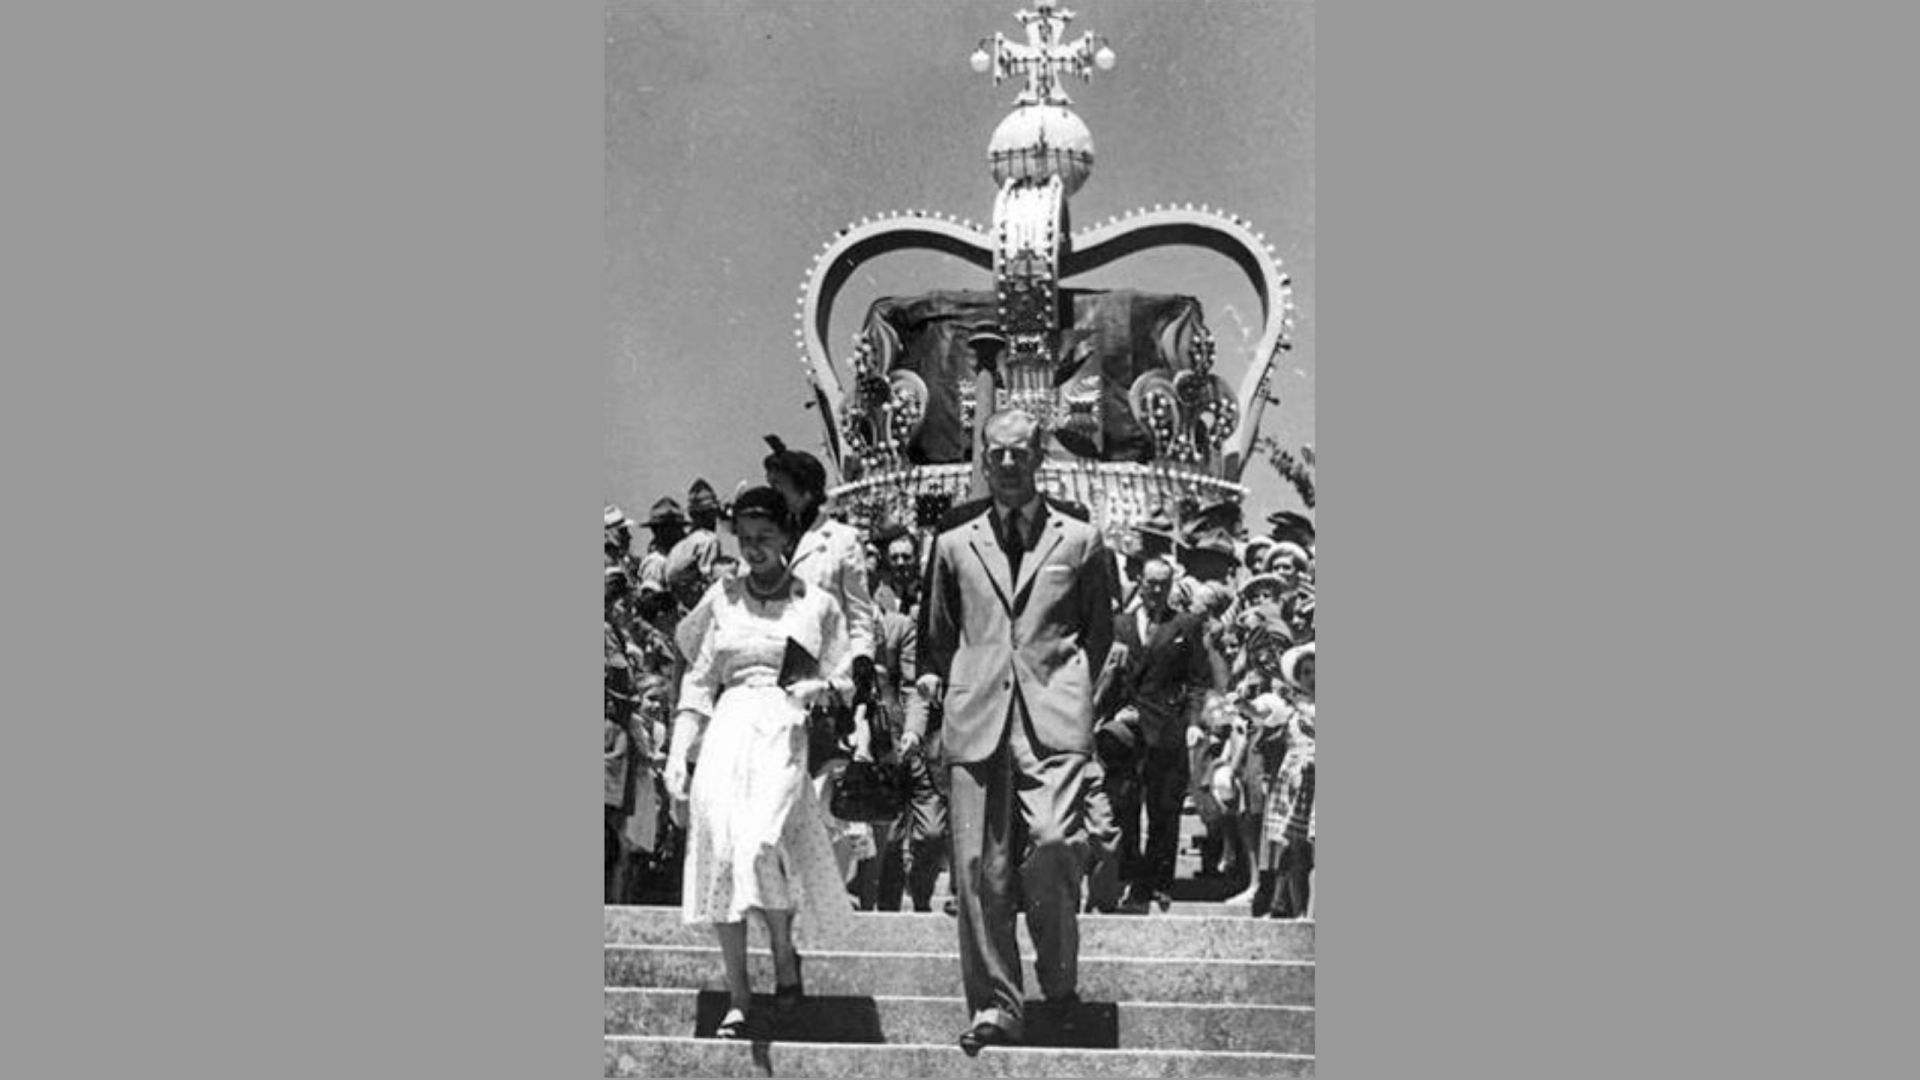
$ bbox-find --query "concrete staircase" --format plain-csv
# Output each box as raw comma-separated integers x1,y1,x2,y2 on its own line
604,907,1312,1076
605,804,1311,1076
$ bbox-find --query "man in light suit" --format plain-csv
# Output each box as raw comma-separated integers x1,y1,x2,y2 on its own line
901,408,1117,1053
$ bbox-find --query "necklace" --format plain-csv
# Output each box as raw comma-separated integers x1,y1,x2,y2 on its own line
743,573,791,602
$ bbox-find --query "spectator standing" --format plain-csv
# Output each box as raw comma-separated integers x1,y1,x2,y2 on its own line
636,497,690,593
1095,557,1223,913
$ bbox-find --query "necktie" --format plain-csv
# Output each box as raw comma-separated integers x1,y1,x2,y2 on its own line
1002,511,1025,581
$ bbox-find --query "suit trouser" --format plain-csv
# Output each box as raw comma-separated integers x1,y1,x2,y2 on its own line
1138,745,1191,896
1109,743,1189,898
949,698,1094,1032
876,748,950,911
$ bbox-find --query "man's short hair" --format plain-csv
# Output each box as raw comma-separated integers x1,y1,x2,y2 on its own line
983,408,1044,455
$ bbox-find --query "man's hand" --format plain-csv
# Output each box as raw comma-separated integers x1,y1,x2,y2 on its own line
914,673,944,702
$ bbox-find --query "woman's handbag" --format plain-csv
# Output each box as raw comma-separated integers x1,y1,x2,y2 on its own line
780,637,855,776
830,758,908,823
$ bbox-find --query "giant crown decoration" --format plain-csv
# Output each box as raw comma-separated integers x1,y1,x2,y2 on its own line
793,2,1294,548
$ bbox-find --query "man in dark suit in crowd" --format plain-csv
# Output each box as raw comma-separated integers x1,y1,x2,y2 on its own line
903,408,1117,1053
1095,556,1224,912
865,532,953,913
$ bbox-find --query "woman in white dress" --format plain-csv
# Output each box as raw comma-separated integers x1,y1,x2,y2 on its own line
663,486,856,1040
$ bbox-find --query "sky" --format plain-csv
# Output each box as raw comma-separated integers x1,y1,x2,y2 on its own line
606,0,1312,532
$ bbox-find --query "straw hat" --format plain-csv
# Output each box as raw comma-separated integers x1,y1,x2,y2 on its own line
1241,536,1278,573
1238,572,1286,602
1279,641,1316,693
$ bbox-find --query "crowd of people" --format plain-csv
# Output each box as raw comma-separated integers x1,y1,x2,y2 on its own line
603,416,1316,1044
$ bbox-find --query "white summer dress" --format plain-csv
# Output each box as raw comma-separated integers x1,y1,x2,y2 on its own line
676,576,856,937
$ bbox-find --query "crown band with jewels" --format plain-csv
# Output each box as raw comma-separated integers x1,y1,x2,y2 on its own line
791,2,1295,545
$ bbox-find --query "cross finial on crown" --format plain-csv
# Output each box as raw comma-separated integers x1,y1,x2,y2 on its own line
971,2,1115,107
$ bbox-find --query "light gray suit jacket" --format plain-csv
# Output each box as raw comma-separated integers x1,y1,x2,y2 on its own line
910,498,1117,764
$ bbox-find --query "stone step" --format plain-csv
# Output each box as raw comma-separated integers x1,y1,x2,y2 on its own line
611,898,1268,920
1164,902,1256,918
604,907,1312,961
604,1036,1313,1078
605,988,1314,1055
606,945,1313,1007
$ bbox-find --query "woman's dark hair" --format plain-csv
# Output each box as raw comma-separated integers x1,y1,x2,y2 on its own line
730,485,797,534
762,435,828,498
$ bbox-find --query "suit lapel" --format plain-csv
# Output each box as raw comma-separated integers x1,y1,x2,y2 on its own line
966,518,1016,616
1147,612,1182,650
1012,512,1065,608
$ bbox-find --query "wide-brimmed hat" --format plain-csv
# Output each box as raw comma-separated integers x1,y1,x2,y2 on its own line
1265,542,1312,576
1241,536,1278,573
686,478,723,517
1178,542,1240,584
1177,500,1243,580
640,497,689,529
604,505,629,530
1239,572,1287,601
1133,506,1179,542
1267,510,1315,550
1280,641,1316,693
1182,500,1245,542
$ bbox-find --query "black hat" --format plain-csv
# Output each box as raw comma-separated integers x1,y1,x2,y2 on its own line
1176,500,1243,581
1266,510,1315,550
762,435,828,496
1134,506,1179,542
730,485,795,531
640,498,689,529
1179,500,1245,546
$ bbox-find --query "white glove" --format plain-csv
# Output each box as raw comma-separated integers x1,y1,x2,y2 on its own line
664,754,690,802
785,678,832,710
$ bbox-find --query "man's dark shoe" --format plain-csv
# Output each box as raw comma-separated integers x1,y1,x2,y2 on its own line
959,1021,1019,1056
